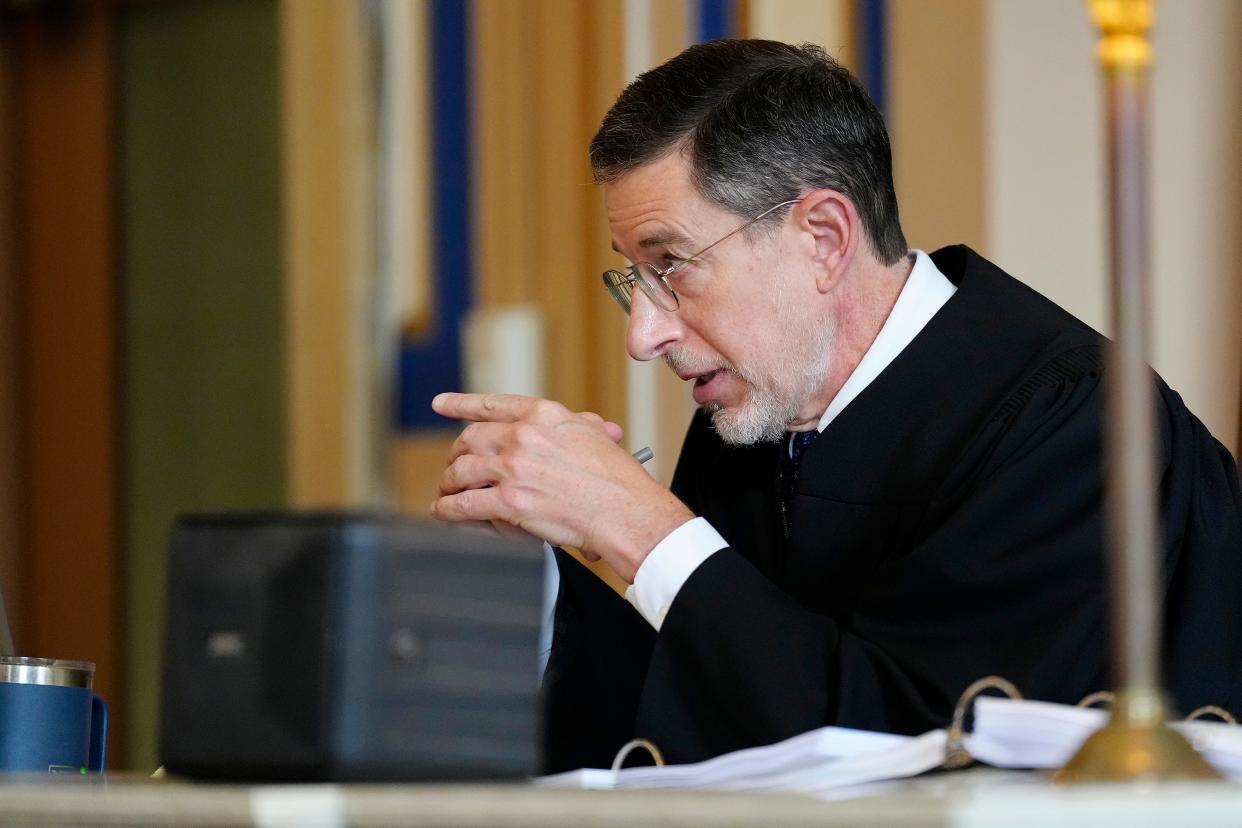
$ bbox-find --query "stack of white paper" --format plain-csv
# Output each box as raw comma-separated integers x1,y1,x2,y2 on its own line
538,727,946,795
969,696,1242,780
966,697,1105,768
537,697,1242,797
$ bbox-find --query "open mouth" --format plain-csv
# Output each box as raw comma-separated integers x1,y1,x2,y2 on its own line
694,370,721,387
690,369,728,405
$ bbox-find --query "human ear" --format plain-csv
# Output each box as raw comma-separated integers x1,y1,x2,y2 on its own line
796,190,858,293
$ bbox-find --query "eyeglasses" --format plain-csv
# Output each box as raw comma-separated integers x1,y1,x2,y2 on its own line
602,199,800,314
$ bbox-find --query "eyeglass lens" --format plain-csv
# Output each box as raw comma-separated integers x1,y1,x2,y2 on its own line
603,263,678,314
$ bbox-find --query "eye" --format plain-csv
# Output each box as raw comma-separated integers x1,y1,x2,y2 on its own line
662,257,709,298
662,254,691,274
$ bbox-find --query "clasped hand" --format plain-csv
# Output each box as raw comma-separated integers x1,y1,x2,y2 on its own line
431,392,693,583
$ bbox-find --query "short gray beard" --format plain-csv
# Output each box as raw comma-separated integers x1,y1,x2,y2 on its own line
665,322,835,446
706,380,803,445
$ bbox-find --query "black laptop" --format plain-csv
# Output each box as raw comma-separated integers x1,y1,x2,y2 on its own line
160,512,547,782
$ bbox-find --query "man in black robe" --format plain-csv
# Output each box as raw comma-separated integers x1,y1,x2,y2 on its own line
430,40,1242,772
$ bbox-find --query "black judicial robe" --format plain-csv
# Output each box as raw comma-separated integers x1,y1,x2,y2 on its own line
541,245,1242,773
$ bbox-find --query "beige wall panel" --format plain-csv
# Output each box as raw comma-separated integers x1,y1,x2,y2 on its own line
985,0,1108,332
747,0,853,67
888,0,985,253
986,0,1241,453
281,1,374,506
1147,0,1242,452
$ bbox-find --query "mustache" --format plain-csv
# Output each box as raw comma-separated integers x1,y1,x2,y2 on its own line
664,348,740,379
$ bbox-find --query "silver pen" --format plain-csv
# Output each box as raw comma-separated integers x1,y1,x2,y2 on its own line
632,446,654,465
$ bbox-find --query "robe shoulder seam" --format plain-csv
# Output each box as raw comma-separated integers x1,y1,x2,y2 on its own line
989,342,1104,426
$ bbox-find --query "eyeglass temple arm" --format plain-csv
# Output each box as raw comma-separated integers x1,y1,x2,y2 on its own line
679,199,801,266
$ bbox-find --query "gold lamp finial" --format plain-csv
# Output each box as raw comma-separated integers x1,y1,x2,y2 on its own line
1088,0,1155,70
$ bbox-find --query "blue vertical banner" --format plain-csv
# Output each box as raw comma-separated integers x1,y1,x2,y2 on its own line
399,0,473,429
697,0,736,42
855,0,888,115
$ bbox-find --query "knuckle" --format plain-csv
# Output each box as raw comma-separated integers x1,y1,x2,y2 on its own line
451,427,477,459
499,453,528,481
445,455,467,485
497,485,521,513
511,421,538,448
531,399,567,421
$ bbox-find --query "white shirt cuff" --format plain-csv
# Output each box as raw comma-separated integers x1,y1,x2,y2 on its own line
624,517,727,631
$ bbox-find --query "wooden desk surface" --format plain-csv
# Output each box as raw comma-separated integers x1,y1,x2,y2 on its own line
0,776,878,827
0,771,1239,827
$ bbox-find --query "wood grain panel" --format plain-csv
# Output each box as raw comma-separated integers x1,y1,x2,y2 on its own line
652,0,690,64
280,0,374,507
471,0,538,311
888,0,986,252
0,30,22,652
449,0,630,592
532,0,593,411
745,0,853,67
470,0,629,416
580,0,629,426
13,4,120,760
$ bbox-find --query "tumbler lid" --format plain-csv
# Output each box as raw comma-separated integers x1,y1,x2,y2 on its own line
0,656,95,688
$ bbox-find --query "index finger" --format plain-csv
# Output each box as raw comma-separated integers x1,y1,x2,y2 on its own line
432,392,540,423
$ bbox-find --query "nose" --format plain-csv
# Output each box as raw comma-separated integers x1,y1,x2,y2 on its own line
625,288,683,361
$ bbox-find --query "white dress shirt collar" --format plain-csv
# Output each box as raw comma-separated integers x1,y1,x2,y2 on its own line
814,248,957,433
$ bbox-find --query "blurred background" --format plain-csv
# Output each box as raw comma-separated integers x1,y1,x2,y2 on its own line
0,0,1237,772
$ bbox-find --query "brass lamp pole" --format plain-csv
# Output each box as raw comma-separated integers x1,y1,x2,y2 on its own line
1055,0,1218,782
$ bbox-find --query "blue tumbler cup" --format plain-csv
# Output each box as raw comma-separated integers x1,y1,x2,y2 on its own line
0,657,108,774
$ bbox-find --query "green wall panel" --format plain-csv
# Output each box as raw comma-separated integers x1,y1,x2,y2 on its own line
119,0,283,770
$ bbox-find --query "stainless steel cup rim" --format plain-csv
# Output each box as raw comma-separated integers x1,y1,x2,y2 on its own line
0,656,95,688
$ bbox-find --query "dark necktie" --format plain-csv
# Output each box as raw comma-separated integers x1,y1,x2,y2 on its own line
779,430,819,535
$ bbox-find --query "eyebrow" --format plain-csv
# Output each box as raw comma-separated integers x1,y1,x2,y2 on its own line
610,230,695,255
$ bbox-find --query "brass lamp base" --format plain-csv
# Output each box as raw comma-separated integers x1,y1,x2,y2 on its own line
1053,690,1221,783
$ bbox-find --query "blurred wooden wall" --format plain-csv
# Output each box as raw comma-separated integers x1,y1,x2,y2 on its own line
393,1,633,529
4,4,121,763
282,0,377,510
0,17,21,656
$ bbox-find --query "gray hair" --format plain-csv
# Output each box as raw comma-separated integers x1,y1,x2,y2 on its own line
591,39,907,265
